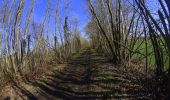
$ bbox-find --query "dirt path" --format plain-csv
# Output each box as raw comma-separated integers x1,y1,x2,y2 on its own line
3,48,147,100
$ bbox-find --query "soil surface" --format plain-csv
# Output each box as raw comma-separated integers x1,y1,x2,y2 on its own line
1,49,147,100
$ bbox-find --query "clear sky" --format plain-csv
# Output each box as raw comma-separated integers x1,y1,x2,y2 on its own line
0,0,90,45
31,0,89,36
0,0,159,38
70,0,89,31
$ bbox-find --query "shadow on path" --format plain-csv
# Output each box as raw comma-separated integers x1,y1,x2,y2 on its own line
31,49,146,100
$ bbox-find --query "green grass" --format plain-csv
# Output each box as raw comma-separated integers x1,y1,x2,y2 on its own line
134,38,169,71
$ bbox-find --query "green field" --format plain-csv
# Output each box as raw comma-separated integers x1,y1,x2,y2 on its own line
134,38,169,71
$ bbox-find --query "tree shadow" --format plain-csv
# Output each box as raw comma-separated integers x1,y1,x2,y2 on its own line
3,77,38,100
28,49,149,100
11,79,38,100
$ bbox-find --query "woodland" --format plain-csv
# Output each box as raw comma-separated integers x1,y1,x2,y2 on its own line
0,0,170,99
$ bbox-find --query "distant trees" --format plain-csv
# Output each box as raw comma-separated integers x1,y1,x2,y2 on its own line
86,0,170,96
86,0,170,77
0,0,85,84
86,0,144,65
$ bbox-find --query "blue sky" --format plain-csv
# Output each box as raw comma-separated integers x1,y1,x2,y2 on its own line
70,0,89,30
31,0,89,36
0,0,89,45
0,0,160,38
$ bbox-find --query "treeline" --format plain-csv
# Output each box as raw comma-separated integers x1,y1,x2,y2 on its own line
0,0,87,85
86,0,170,96
86,0,170,76
0,0,170,98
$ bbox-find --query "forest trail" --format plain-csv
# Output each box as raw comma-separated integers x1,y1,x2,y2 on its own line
30,48,145,100
4,48,146,100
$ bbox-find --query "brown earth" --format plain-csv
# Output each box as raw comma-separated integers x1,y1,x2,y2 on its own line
1,49,150,100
